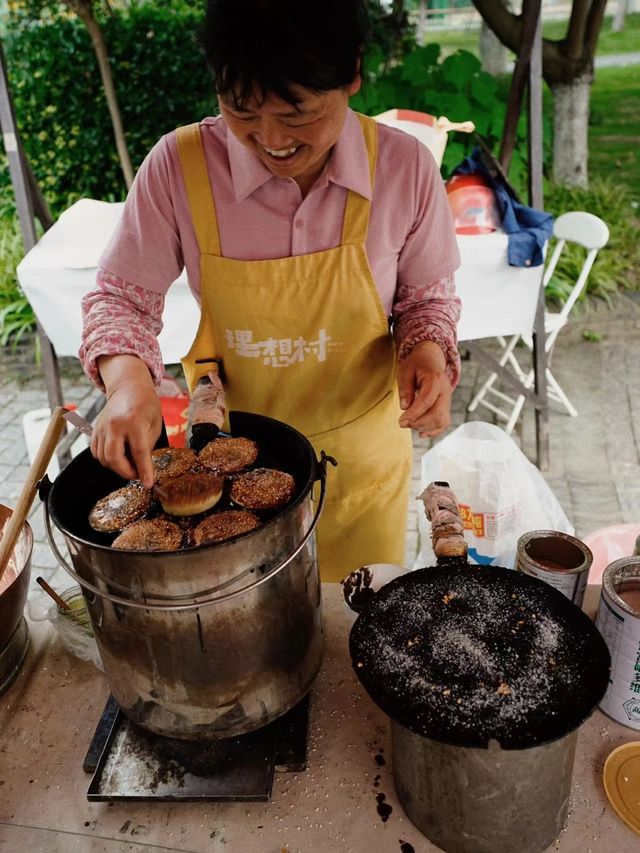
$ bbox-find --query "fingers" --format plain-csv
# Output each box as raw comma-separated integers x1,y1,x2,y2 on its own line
127,433,155,489
397,358,416,412
399,380,440,427
91,413,156,486
399,377,452,437
101,426,139,482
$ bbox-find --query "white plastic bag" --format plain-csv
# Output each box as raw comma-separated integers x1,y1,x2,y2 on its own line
415,422,573,570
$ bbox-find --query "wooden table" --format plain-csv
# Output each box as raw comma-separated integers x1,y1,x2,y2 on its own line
1,584,634,852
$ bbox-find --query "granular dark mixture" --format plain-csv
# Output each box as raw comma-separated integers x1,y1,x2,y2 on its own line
350,565,610,748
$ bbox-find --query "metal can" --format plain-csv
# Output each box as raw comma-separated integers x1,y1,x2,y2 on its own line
596,557,640,729
516,530,593,608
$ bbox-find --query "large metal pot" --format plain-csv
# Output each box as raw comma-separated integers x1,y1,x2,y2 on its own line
43,411,329,740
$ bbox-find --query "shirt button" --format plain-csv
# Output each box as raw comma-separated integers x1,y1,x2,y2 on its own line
525,258,531,266
294,219,303,229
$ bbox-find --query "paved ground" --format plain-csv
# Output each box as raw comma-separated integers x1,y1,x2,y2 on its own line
1,291,639,605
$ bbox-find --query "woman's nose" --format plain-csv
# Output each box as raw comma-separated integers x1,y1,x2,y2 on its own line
254,117,294,150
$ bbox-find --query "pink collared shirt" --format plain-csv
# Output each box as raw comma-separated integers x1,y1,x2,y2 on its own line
81,109,461,387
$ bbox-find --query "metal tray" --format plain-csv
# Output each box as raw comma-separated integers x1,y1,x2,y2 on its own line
85,695,309,802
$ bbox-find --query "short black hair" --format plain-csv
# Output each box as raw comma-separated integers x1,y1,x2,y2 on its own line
201,0,370,108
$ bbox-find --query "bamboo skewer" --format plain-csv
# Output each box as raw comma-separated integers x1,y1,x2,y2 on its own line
0,406,68,585
36,576,71,611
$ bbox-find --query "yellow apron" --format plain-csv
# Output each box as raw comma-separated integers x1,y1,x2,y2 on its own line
177,115,412,581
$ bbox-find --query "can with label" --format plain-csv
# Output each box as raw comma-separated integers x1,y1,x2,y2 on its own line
516,530,593,608
596,557,640,729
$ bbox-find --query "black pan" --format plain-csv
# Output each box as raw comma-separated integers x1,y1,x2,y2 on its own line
45,411,318,552
348,482,611,749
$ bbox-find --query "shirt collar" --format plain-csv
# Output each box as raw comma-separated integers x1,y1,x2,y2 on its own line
226,108,372,202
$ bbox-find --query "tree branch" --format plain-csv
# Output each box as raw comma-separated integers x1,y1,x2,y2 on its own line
565,0,590,59
66,0,134,188
585,0,608,58
472,0,522,53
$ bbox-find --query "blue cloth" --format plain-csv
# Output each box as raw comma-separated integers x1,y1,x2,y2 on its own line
454,149,554,268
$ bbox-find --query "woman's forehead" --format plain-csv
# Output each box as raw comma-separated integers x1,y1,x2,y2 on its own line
220,83,323,113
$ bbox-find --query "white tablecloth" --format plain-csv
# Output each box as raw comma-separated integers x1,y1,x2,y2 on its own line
18,198,543,363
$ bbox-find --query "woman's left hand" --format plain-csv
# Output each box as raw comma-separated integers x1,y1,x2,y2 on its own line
397,341,452,438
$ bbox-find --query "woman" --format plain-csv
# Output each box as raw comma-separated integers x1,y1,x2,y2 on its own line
80,0,461,581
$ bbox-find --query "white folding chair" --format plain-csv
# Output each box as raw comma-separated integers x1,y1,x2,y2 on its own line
467,211,610,433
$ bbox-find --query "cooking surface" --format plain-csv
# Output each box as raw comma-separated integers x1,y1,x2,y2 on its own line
0,584,636,853
48,411,315,551
350,565,611,748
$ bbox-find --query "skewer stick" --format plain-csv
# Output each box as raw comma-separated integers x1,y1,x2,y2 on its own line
0,406,68,585
36,576,71,611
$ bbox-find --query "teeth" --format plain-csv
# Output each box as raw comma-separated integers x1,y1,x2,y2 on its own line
263,146,298,158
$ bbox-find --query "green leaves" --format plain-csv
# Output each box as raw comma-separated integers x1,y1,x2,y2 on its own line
1,3,213,218
352,41,526,183
441,50,481,90
0,213,36,349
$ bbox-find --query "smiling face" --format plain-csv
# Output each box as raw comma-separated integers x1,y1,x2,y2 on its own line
218,79,361,194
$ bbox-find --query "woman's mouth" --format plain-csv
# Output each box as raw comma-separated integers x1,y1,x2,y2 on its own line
261,144,301,161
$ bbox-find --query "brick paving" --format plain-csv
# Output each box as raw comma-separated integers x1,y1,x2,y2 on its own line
1,292,639,606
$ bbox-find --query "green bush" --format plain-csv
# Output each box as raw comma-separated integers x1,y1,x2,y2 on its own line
1,2,214,216
0,200,37,352
351,43,551,192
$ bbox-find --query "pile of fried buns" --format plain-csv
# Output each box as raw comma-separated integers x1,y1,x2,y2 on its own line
88,437,295,551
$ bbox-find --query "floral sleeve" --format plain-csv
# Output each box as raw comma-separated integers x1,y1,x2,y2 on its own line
393,273,462,388
79,269,166,390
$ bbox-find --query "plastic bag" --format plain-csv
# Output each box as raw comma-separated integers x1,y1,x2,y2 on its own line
28,587,104,671
415,422,573,570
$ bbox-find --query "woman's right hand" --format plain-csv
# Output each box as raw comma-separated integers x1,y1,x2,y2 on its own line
91,355,162,488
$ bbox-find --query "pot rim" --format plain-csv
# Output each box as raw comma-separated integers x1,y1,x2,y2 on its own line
43,452,332,611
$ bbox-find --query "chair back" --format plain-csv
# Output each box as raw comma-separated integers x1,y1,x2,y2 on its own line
542,211,610,348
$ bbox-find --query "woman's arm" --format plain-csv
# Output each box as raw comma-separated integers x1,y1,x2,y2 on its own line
80,269,166,389
80,270,165,486
393,272,461,387
393,274,462,438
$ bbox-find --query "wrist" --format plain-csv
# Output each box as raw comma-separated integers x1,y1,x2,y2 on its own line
98,354,155,398
402,340,447,371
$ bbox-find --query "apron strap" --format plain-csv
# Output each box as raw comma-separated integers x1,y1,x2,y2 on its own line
176,123,222,256
341,113,377,247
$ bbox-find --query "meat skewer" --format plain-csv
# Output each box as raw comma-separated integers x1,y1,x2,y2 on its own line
418,480,468,561
188,368,227,451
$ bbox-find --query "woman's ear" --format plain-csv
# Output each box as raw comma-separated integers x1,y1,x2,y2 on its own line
347,74,362,97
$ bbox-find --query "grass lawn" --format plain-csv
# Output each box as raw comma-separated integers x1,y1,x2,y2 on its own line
538,64,640,200
588,65,640,199
423,12,640,58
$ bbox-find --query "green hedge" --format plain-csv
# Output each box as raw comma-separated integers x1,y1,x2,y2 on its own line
1,3,214,216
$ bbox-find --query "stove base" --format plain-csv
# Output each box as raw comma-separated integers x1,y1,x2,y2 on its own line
85,694,310,802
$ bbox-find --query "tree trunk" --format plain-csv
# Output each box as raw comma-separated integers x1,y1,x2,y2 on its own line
480,0,512,75
612,0,629,33
68,0,134,189
551,72,591,187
